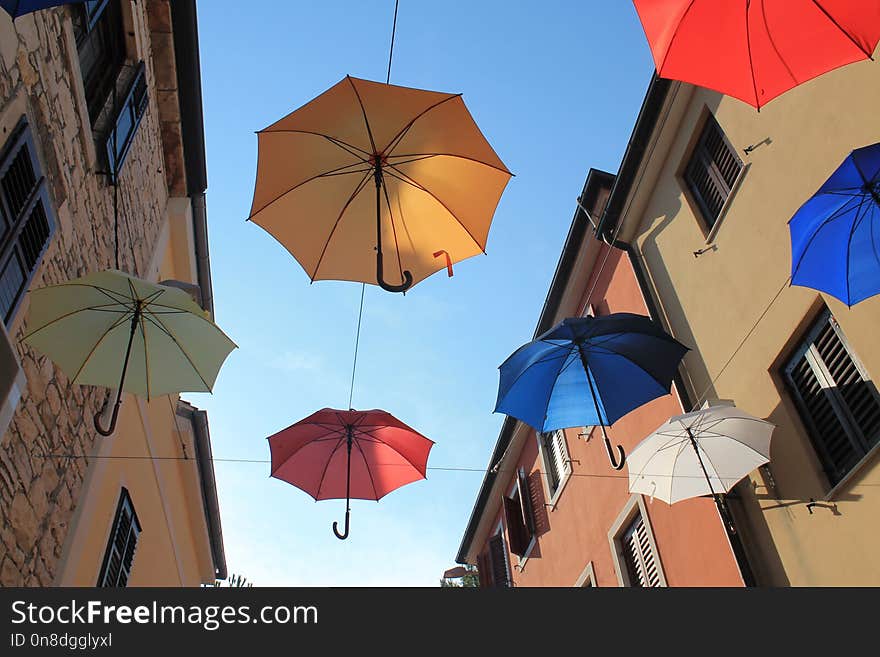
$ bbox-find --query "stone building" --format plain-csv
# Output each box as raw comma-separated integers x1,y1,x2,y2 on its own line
0,0,225,586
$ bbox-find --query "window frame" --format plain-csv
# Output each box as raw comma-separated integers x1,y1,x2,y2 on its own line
73,0,128,127
783,309,880,491
574,561,597,587
504,469,537,568
537,428,572,508
607,495,666,588
105,60,149,182
479,522,512,588
0,117,57,326
680,112,745,240
96,487,142,587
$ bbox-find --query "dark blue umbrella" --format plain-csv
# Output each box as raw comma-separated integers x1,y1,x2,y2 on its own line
789,141,880,306
1,0,78,19
494,313,688,470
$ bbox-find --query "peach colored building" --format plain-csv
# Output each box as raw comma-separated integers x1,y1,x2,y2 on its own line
456,169,746,587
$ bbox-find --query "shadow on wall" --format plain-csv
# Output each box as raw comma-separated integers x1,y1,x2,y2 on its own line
727,393,871,586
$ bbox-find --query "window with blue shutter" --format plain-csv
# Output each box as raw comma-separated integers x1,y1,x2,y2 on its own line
97,488,141,587
0,119,56,325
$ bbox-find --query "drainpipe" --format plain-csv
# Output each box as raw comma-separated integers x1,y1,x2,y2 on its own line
191,191,214,318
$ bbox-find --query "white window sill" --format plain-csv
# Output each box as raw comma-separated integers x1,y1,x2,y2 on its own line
546,470,573,513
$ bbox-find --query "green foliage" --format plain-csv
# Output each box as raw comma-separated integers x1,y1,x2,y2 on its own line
439,565,479,588
208,573,253,588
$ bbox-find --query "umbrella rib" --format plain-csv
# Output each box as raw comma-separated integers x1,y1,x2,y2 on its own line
313,436,346,500
380,179,406,286
20,302,131,341
41,282,134,306
578,337,682,394
346,76,378,155
139,310,151,401
657,0,696,74
758,0,798,85
382,94,462,156
354,426,428,474
256,128,372,159
247,160,374,219
845,194,871,305
696,433,772,463
811,0,875,57
311,170,374,281
351,437,380,500
791,194,862,281
69,312,133,385
539,349,594,430
387,151,512,176
142,312,212,391
498,347,572,399
383,167,486,253
745,1,761,107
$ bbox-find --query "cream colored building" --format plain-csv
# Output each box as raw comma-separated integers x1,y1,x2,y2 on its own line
0,1,225,586
599,56,880,585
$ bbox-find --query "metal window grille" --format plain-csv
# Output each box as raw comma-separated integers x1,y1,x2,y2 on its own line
684,115,743,229
0,120,56,325
97,488,141,587
784,310,880,486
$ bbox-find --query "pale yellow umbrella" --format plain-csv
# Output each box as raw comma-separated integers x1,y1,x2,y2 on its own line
248,76,512,293
22,269,237,435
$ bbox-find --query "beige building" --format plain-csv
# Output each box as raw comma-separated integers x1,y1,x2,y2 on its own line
0,1,225,586
600,57,880,585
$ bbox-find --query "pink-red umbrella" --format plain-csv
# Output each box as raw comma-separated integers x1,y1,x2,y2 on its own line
632,0,880,109
268,408,434,539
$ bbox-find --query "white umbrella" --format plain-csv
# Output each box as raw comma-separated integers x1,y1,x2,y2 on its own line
628,404,774,505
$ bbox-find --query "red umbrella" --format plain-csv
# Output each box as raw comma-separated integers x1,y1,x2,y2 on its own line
268,408,434,539
632,0,880,109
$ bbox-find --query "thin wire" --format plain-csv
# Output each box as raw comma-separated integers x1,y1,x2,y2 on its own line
386,0,400,84
347,283,366,410
688,276,791,411
348,0,400,409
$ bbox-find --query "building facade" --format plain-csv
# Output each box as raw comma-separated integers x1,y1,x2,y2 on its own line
456,170,746,587
601,57,880,585
0,0,224,586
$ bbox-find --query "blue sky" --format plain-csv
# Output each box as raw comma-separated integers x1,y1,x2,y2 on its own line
184,0,656,586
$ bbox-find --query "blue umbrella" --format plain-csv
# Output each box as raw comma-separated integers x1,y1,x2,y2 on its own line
789,141,880,306
1,0,79,19
494,313,688,470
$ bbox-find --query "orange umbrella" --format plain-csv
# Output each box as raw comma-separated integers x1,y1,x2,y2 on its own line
248,76,512,293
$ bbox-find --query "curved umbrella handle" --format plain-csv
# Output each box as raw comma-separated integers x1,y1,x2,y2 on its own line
376,250,413,293
94,392,123,437
604,436,626,471
332,508,350,540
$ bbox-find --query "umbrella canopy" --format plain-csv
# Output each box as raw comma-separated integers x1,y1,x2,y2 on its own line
268,408,434,539
1,0,78,18
22,269,237,435
632,0,880,109
789,141,880,306
494,313,689,469
628,404,774,505
248,75,512,293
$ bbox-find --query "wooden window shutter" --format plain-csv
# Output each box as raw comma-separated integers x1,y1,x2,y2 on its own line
0,120,56,325
503,495,528,558
785,312,880,485
517,469,536,537
621,512,661,588
97,488,142,587
476,551,492,588
684,115,743,229
488,533,511,588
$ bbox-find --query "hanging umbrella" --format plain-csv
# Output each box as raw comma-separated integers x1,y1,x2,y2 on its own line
268,407,434,539
22,269,237,436
628,404,774,505
789,141,880,306
1,0,79,18
248,75,512,293
632,0,880,109
494,313,689,470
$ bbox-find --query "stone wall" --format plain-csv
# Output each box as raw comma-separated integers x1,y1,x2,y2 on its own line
0,2,175,586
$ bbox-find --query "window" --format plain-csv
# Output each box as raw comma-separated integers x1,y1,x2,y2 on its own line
97,488,141,587
538,429,571,499
503,469,536,558
684,115,743,231
619,511,662,588
105,61,149,182
784,310,880,487
0,119,56,325
73,0,127,126
476,530,512,588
